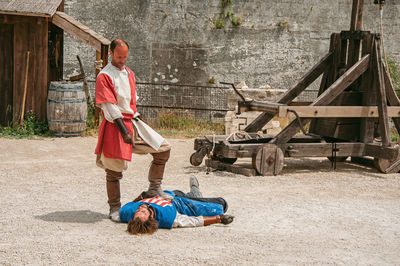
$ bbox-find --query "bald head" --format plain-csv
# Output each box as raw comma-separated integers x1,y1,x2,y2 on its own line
110,39,129,70
110,39,129,52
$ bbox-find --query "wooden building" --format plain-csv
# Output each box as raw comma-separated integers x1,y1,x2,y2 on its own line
0,0,110,126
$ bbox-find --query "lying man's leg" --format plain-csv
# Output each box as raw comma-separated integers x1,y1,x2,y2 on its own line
172,190,228,213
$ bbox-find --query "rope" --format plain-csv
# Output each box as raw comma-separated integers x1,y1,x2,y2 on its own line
206,134,216,174
225,131,264,142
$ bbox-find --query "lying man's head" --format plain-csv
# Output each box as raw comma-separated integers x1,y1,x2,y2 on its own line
127,204,158,235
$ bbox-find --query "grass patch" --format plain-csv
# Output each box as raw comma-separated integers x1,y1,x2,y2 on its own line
0,111,53,139
148,110,225,138
387,56,400,98
84,102,99,137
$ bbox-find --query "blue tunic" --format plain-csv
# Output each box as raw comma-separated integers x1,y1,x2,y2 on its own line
119,190,224,229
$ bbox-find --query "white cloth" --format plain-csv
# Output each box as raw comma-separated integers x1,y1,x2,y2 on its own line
100,103,165,151
97,63,139,114
172,213,204,228
101,103,123,122
132,118,165,151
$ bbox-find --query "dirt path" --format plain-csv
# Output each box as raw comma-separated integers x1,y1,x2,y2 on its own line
0,137,399,265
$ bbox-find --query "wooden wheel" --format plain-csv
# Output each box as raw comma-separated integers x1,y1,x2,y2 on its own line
252,144,284,176
374,150,400,173
190,152,203,166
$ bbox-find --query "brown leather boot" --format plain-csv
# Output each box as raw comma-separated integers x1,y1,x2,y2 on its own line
106,169,122,222
144,150,172,199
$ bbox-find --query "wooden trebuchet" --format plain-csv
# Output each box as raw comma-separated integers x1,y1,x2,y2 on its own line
189,0,399,176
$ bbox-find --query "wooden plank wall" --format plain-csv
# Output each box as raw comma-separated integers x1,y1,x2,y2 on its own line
0,14,49,123
0,23,13,126
14,17,48,122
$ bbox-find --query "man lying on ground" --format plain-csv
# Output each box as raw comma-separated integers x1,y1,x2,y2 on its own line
119,176,234,235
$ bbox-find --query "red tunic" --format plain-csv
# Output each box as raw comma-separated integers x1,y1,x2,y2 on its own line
94,65,137,161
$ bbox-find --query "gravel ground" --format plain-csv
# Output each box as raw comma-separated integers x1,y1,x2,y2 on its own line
0,137,399,265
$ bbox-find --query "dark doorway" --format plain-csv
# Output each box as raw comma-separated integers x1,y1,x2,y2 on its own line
0,24,13,127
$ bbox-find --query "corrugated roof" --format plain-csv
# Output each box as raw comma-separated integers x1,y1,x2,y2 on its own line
0,0,63,17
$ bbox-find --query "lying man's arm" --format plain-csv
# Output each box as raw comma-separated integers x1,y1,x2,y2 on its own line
172,213,234,228
172,213,203,228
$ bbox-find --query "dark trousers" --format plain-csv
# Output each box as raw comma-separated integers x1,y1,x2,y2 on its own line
172,190,228,213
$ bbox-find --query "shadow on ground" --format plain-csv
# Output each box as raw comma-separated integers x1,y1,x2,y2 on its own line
35,210,108,224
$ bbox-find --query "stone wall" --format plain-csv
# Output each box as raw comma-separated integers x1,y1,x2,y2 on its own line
63,0,400,93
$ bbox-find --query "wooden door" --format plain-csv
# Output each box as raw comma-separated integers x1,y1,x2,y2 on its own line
0,24,13,127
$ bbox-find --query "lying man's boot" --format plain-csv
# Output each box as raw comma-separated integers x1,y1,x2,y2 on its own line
109,210,120,223
186,175,203,198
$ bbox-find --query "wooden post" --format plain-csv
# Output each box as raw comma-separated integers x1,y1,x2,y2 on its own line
347,0,364,74
20,51,30,126
94,51,102,127
94,44,109,128
350,0,364,31
373,38,391,147
359,33,376,143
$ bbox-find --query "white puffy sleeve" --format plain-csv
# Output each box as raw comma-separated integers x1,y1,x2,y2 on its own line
100,102,123,122
172,213,204,228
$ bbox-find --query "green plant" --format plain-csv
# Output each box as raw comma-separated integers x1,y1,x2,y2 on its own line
387,56,400,98
213,0,242,29
148,110,224,138
230,15,242,27
84,101,98,136
208,77,216,84
214,18,225,29
163,10,169,18
278,20,289,27
391,133,399,142
0,111,53,139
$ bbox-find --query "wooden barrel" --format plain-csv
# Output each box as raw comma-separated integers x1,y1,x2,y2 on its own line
47,81,87,137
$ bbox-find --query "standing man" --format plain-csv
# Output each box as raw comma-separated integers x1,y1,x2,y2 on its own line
95,39,172,222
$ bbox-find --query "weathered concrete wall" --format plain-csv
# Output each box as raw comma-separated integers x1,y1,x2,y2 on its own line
63,0,400,91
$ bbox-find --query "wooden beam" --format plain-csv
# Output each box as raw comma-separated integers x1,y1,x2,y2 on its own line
238,100,285,113
310,35,340,133
365,143,398,160
373,39,391,147
205,159,257,176
244,52,333,132
350,0,364,31
284,143,365,158
277,106,400,118
359,33,376,143
95,43,109,128
94,50,102,127
347,0,364,80
314,54,370,106
51,11,110,51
